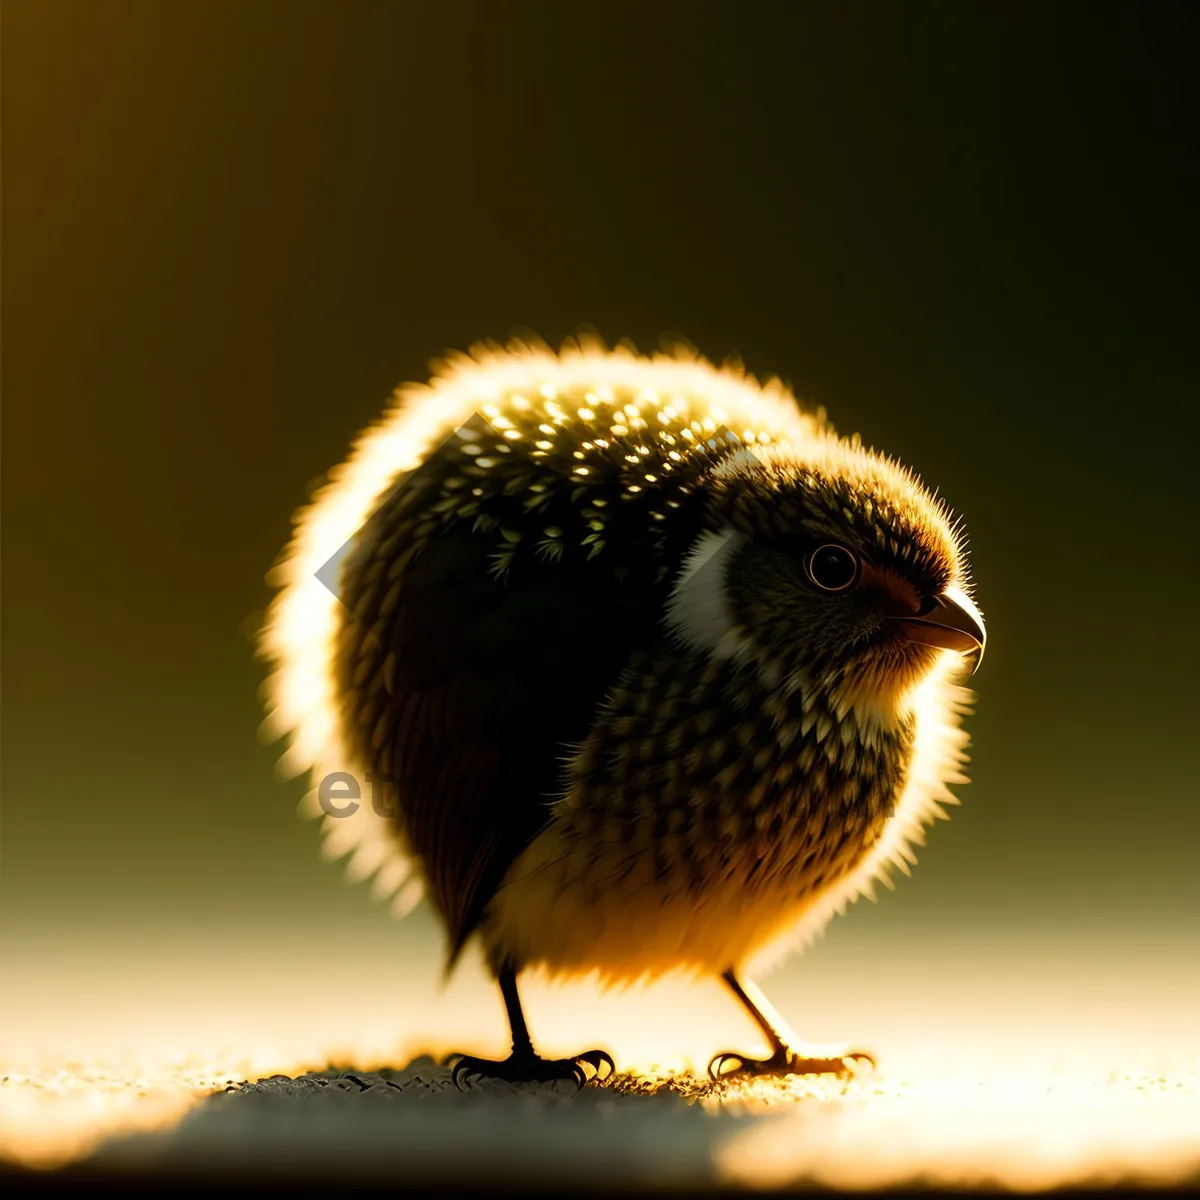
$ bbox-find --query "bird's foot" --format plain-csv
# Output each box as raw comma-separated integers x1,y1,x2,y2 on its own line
446,1046,615,1091
708,1044,875,1083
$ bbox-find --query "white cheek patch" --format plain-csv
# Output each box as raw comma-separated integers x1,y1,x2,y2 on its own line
665,527,747,656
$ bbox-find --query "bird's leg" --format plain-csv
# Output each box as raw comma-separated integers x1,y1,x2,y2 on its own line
708,969,876,1082
447,965,615,1091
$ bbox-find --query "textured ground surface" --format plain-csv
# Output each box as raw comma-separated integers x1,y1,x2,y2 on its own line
3,1056,1198,1192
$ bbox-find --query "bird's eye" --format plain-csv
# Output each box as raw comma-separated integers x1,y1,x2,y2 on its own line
806,544,860,592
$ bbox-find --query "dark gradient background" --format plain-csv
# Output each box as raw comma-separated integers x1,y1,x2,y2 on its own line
3,1,1198,1073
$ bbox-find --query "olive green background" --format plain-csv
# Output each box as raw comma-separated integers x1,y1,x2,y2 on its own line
3,1,1197,1068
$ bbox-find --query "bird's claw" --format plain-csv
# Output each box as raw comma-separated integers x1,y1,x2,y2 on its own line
574,1048,616,1081
708,1047,875,1083
707,1051,748,1081
445,1047,615,1092
448,1055,484,1090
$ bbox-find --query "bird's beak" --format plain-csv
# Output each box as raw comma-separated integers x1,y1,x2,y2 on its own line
891,585,986,672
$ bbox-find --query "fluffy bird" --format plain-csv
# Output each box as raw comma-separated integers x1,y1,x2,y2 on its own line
259,336,984,1088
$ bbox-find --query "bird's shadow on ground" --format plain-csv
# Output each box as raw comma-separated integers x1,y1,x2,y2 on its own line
73,1055,813,1188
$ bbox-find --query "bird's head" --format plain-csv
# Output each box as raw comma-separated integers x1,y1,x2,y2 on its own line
668,436,984,716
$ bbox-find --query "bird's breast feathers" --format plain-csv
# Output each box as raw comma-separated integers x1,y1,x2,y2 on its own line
482,635,971,984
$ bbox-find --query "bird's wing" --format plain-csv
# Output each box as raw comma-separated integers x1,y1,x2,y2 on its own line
337,493,673,966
